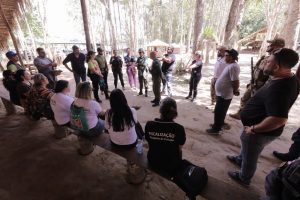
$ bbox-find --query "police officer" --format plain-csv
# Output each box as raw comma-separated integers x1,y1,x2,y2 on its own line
149,51,162,107
110,50,124,90
229,38,285,120
136,48,148,97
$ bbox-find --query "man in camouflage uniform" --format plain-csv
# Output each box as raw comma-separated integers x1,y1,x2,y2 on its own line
136,48,149,97
229,38,285,120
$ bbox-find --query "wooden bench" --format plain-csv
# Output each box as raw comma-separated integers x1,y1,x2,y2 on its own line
73,130,260,200
0,96,260,200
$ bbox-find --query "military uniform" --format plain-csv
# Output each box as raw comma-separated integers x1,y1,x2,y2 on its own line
149,58,162,105
230,56,269,119
136,55,148,96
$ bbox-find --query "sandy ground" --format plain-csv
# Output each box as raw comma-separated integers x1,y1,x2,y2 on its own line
0,53,299,200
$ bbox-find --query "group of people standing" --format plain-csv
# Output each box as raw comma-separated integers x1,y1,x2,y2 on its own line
2,38,300,200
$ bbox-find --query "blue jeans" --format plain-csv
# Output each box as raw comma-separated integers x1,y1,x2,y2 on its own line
80,119,104,138
162,73,172,96
74,72,86,86
236,129,277,183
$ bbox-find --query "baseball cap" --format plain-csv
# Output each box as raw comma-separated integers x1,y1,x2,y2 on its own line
267,38,285,47
6,51,17,58
225,49,239,59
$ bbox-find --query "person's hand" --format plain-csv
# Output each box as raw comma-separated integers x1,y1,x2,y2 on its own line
244,126,255,135
233,90,240,96
52,62,57,67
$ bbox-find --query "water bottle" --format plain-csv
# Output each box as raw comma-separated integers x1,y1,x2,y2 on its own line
136,139,143,154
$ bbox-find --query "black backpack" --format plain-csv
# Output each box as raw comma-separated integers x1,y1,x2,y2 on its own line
173,159,208,199
281,160,300,199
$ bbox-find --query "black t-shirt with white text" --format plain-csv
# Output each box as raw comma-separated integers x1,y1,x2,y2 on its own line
145,118,186,175
241,75,299,136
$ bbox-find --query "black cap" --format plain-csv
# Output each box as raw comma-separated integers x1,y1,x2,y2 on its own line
225,49,239,59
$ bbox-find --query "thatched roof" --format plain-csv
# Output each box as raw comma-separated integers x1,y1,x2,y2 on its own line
0,0,26,49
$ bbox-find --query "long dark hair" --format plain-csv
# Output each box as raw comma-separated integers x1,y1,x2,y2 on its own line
15,69,25,82
108,89,135,131
86,51,95,63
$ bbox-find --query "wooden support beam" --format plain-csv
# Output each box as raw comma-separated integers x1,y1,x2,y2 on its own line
0,1,24,67
80,0,92,51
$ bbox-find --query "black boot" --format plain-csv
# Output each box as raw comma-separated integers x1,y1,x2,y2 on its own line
185,92,192,99
104,90,110,100
145,89,148,97
93,89,102,103
273,151,298,161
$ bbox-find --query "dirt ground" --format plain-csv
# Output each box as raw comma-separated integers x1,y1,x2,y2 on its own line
0,53,299,200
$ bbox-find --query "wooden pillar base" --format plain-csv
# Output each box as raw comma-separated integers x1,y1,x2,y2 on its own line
126,161,146,185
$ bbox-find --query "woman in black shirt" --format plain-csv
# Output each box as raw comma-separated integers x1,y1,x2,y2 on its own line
185,51,203,102
145,98,186,176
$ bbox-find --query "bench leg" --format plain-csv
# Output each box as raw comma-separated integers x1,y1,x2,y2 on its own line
77,135,94,155
1,97,16,115
126,161,147,185
51,120,68,139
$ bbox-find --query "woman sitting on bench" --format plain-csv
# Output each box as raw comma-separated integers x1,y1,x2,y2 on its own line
27,73,54,120
145,97,186,176
50,80,74,126
73,82,105,137
15,69,32,114
105,89,138,149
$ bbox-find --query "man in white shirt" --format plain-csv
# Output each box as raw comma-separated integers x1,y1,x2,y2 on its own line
211,46,227,105
207,49,240,135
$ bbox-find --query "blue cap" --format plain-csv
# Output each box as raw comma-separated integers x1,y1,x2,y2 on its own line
6,51,17,58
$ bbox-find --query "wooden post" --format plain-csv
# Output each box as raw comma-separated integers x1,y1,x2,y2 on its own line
80,0,92,51
0,2,24,67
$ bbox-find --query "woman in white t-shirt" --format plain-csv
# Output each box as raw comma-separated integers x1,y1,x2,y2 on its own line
73,82,104,137
105,89,138,148
50,80,74,126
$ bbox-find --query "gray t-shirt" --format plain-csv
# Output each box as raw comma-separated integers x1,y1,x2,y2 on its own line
215,62,240,99
34,57,53,74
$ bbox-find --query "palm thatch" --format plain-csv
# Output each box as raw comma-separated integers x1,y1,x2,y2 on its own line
0,0,29,50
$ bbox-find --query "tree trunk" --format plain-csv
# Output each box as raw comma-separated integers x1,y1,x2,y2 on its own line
20,3,37,51
192,0,204,52
102,0,117,51
282,0,300,50
259,0,283,56
80,0,92,51
223,0,245,47
0,2,24,67
186,12,194,53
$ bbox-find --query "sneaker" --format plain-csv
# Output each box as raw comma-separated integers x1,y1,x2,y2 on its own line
150,99,156,103
185,95,191,99
228,171,250,187
273,151,297,161
206,128,220,135
138,92,143,96
226,155,242,167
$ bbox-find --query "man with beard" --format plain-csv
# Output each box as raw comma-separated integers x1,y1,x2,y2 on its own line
229,38,285,120
211,46,227,105
227,48,300,186
95,48,109,91
63,45,86,86
161,46,176,97
34,47,57,89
